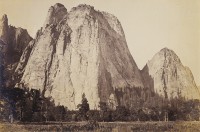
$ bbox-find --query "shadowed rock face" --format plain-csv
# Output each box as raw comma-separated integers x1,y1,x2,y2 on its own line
0,15,8,44
0,14,32,88
141,48,200,100
16,3,144,110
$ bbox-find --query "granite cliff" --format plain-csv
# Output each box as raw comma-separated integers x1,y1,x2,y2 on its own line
15,4,144,109
2,3,199,110
0,14,32,88
141,48,200,100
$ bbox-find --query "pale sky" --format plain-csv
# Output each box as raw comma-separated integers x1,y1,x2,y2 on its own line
0,0,200,85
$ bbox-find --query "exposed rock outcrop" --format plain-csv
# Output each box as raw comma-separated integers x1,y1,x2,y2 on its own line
16,4,144,109
2,3,199,110
141,48,200,100
0,14,32,88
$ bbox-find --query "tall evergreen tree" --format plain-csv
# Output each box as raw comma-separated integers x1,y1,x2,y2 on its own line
77,93,90,120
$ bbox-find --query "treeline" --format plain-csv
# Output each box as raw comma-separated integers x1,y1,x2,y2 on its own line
0,88,68,122
0,87,200,122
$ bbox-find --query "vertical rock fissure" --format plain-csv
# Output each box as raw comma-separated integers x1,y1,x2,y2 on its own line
162,50,168,99
68,46,76,108
63,27,71,55
42,27,60,96
14,40,36,84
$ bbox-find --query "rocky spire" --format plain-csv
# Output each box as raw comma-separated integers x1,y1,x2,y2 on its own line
0,14,32,88
43,3,67,28
0,14,9,44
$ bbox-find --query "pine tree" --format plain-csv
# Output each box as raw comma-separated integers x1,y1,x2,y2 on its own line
77,93,89,120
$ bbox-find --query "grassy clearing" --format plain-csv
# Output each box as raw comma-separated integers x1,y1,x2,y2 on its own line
0,121,200,132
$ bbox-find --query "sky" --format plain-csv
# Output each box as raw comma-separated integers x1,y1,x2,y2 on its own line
0,0,200,85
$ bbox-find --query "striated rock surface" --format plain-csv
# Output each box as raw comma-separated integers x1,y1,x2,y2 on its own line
0,15,9,55
141,48,200,100
16,4,144,109
0,15,8,42
0,14,32,87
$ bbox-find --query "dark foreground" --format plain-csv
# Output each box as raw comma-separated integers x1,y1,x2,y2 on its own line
0,121,200,132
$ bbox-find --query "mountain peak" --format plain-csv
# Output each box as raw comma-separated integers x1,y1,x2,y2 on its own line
0,14,8,27
160,47,170,51
76,4,94,10
70,4,94,12
1,14,8,22
160,47,175,54
51,3,66,12
43,3,67,28
142,48,200,100
156,47,181,64
53,3,65,9
0,14,9,43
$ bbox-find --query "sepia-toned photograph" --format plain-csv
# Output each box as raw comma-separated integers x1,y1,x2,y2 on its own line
0,0,200,131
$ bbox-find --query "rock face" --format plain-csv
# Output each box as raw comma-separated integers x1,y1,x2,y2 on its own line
141,48,200,100
0,15,8,40
0,14,32,88
16,4,144,109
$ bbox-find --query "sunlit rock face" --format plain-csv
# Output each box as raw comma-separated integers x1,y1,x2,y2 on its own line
142,48,200,100
0,14,32,87
16,4,144,110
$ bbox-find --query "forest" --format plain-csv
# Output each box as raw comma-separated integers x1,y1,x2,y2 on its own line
0,87,200,123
